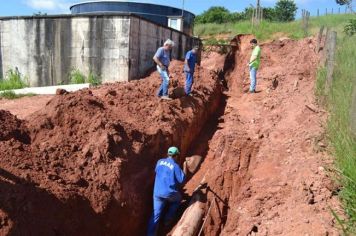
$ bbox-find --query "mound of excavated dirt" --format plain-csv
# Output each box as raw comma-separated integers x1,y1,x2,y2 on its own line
0,110,30,143
0,60,222,235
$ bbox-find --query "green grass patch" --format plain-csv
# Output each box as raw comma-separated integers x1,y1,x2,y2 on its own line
195,14,355,42
0,69,29,91
69,69,102,86
316,29,356,233
69,69,86,84
0,90,36,100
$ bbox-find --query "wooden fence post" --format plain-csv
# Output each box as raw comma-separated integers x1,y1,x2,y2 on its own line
316,26,325,53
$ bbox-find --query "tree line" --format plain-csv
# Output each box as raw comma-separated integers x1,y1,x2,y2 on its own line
195,0,298,24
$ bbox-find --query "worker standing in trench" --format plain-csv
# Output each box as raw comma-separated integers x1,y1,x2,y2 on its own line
153,39,175,100
147,147,187,236
183,46,199,96
248,39,261,93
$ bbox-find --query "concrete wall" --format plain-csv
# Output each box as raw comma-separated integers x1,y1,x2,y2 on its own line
128,15,199,80
0,14,199,86
0,15,130,86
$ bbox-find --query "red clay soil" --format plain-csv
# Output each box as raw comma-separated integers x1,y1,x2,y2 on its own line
0,61,222,235
182,35,342,235
0,95,53,120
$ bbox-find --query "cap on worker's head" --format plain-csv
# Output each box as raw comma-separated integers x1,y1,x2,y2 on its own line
168,146,180,156
250,39,258,44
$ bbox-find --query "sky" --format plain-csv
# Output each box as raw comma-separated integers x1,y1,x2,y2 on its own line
0,0,350,17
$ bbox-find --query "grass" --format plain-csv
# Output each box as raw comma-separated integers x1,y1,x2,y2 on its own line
194,14,355,42
0,90,36,99
0,69,29,91
316,26,356,233
69,69,86,84
69,69,102,86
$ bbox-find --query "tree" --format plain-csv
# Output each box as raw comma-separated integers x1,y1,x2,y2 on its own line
195,6,232,24
274,0,298,22
336,0,351,5
263,7,276,21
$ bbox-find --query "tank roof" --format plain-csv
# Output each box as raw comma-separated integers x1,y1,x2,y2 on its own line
70,1,195,16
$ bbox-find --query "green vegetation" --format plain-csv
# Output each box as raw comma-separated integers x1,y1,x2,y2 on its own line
195,0,297,25
344,19,356,36
274,0,298,22
69,69,86,84
315,20,356,234
69,69,101,86
0,90,36,100
195,14,355,42
87,72,101,86
0,69,29,91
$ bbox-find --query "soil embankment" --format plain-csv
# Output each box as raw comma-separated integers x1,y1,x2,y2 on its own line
0,61,222,235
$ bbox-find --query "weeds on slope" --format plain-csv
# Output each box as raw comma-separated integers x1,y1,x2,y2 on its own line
317,33,356,234
195,14,355,42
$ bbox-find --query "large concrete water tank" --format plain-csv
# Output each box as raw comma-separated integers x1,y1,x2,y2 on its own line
70,1,195,35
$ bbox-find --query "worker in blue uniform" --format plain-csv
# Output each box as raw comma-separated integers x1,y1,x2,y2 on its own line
147,147,187,236
184,46,199,96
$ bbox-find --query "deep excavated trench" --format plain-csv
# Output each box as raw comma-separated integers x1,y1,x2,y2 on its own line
0,34,332,236
163,34,258,236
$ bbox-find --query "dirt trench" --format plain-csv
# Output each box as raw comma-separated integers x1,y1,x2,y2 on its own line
0,34,341,236
169,34,341,235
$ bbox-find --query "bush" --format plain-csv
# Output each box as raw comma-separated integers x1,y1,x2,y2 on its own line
0,69,29,91
344,19,356,36
274,0,298,22
195,7,232,24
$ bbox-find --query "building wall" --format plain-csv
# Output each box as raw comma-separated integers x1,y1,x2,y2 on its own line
0,15,131,86
0,14,199,86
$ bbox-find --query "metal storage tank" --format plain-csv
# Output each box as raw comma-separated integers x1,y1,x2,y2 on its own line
70,1,195,35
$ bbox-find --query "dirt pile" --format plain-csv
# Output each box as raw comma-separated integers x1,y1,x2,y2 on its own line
0,61,222,235
0,110,30,143
181,35,341,235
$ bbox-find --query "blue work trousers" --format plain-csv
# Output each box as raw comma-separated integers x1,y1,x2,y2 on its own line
147,193,181,236
157,66,170,97
249,66,258,92
185,72,194,95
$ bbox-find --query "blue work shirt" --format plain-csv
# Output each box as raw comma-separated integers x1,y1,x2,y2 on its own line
184,50,197,73
154,47,171,67
153,157,185,198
